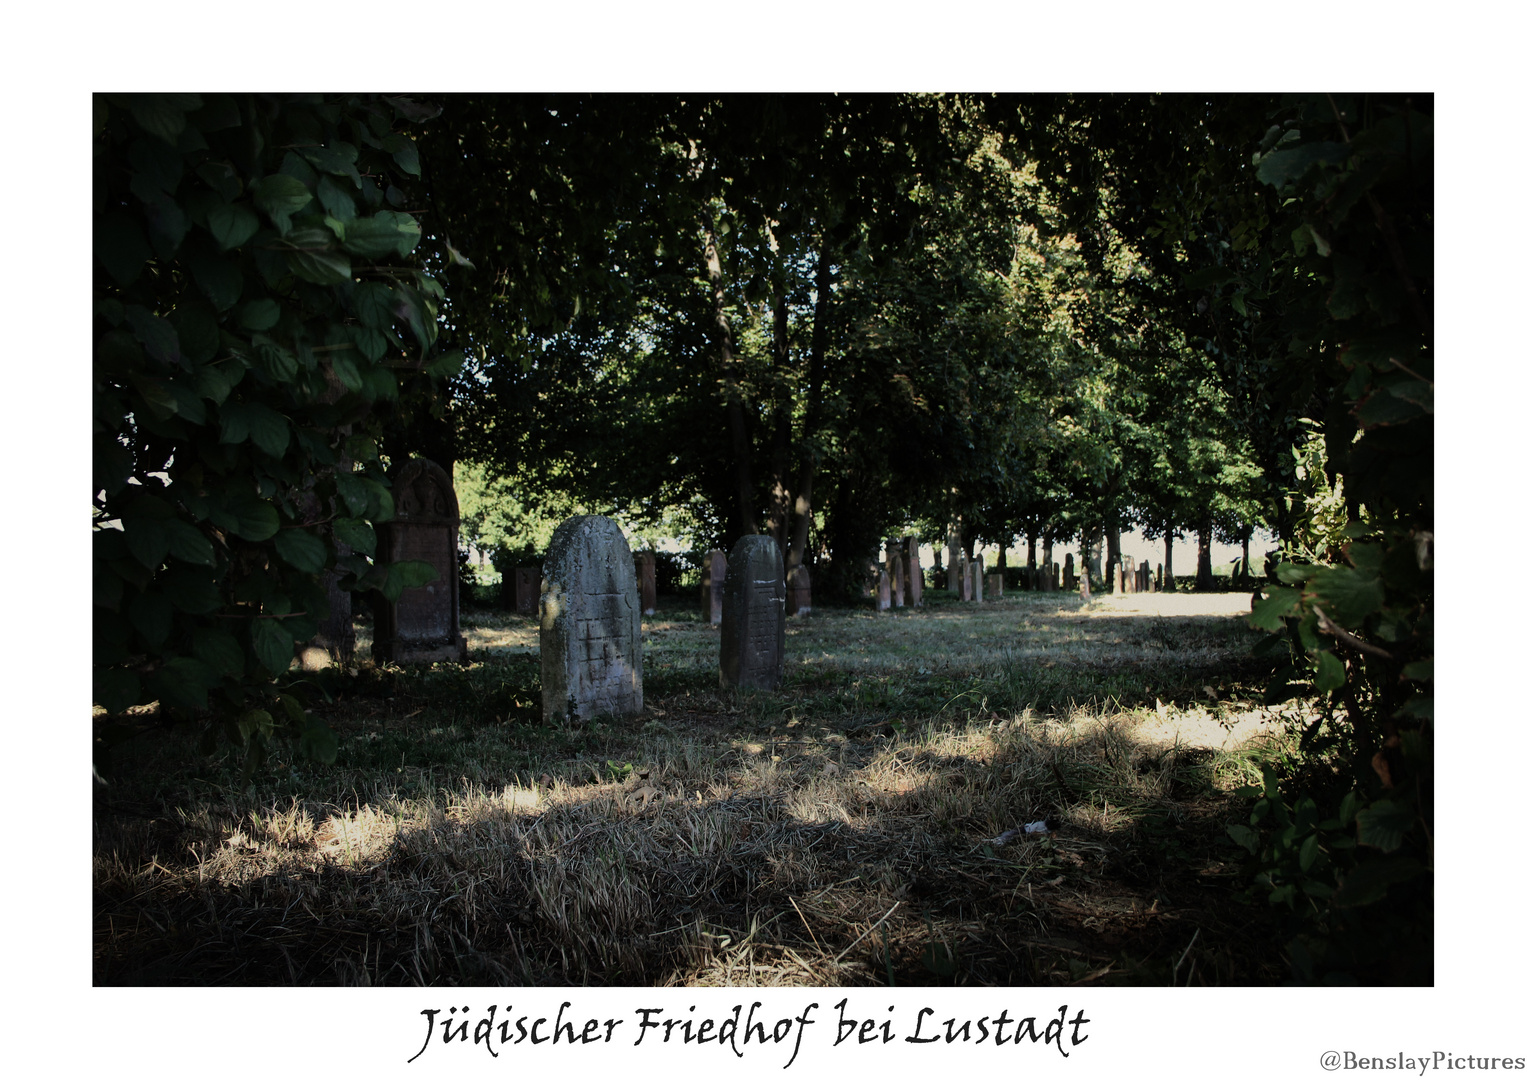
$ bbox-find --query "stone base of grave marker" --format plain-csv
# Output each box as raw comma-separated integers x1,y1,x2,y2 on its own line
786,564,811,617
541,515,643,723
720,534,785,690
373,458,468,664
635,551,657,616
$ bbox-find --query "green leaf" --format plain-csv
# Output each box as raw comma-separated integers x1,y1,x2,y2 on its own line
1298,833,1320,872
253,174,313,235
128,590,173,646
1355,800,1414,853
182,239,244,311
359,477,395,522
154,656,218,711
250,617,295,675
207,201,261,251
163,519,214,566
1273,561,1316,585
1308,565,1385,625
298,716,339,764
1313,650,1346,693
124,306,182,368
335,473,370,515
1255,141,1349,189
191,628,245,679
1331,855,1425,908
222,489,280,542
283,227,352,284
1248,586,1299,631
299,142,361,182
333,517,377,557
390,140,421,177
342,211,421,259
130,93,201,143
315,174,356,222
238,298,281,331
220,401,290,458
237,708,276,742
94,668,142,715
96,213,154,287
161,564,222,613
381,558,439,603
123,515,170,569
274,528,326,574
1225,823,1259,853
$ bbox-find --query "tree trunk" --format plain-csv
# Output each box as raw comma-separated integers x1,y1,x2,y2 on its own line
786,243,832,573
705,214,755,541
1196,514,1214,590
1106,515,1122,592
1241,528,1252,585
766,290,791,550
1163,526,1175,591
1026,525,1037,589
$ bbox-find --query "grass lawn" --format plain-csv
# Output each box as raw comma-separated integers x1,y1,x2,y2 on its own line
93,588,1307,987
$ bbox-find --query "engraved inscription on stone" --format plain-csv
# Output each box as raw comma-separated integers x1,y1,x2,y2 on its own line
541,516,643,723
720,535,784,691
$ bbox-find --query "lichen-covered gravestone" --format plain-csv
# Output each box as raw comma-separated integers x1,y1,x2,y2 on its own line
720,534,785,690
540,516,643,723
373,457,467,664
702,549,727,624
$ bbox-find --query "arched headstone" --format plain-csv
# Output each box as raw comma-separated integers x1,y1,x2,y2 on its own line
373,458,467,664
720,535,785,690
540,516,643,723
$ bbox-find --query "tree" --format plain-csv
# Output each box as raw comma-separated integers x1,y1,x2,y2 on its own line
93,93,457,773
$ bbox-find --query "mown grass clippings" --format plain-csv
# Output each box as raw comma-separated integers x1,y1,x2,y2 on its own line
95,590,1302,986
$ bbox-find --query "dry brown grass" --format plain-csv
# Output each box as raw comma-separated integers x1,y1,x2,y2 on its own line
94,589,1299,986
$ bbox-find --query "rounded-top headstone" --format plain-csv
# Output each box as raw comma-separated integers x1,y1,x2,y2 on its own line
540,516,643,723
720,534,785,691
373,457,467,663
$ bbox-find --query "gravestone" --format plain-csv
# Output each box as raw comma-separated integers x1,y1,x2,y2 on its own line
1142,562,1153,593
786,565,811,617
720,534,785,690
958,557,973,601
372,457,468,664
634,551,657,616
1052,562,1061,591
702,549,727,624
973,555,985,602
888,549,905,607
540,515,643,723
875,567,892,611
1063,553,1075,591
1079,567,1092,602
905,540,923,608
985,571,1004,599
1156,562,1164,592
1122,555,1135,594
1114,563,1125,593
948,534,962,596
513,567,541,615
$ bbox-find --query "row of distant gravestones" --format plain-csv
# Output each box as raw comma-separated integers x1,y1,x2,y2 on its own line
308,459,1173,724
303,458,795,724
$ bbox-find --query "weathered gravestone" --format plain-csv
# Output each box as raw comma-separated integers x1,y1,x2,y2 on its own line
540,516,643,723
1063,553,1076,591
372,457,468,664
787,565,811,617
702,549,727,624
1140,562,1152,593
720,534,785,690
1114,562,1125,593
905,539,923,608
1122,555,1135,594
1156,562,1164,592
887,548,905,608
1079,566,1092,601
512,567,541,615
1052,562,1061,591
973,555,985,602
985,571,1004,599
875,566,893,611
634,551,657,616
